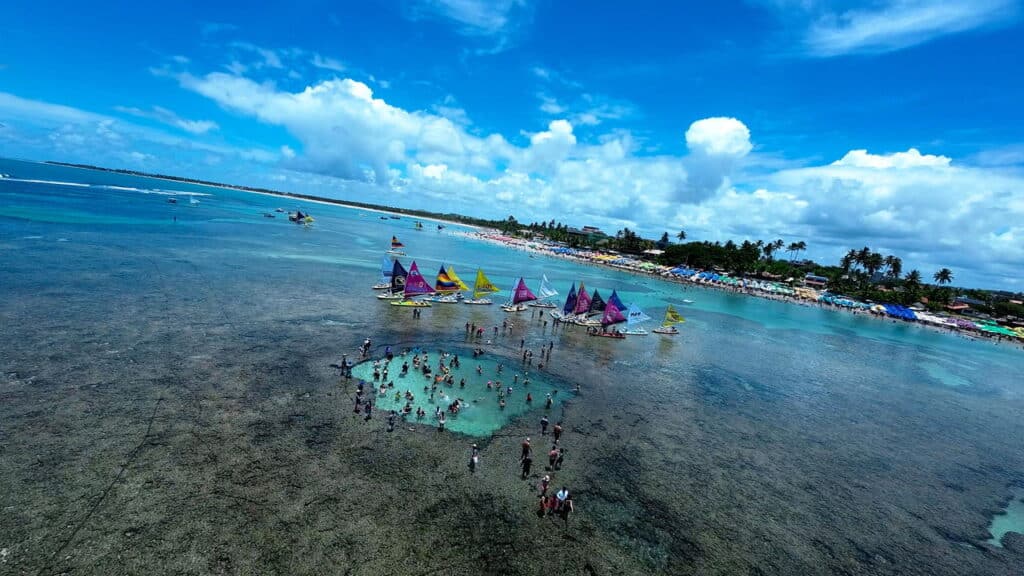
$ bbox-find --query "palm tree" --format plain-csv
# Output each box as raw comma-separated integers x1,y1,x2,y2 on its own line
863,252,884,279
786,242,801,261
677,230,687,242
905,269,922,288
793,241,806,261
884,255,902,280
840,249,857,273
933,268,954,285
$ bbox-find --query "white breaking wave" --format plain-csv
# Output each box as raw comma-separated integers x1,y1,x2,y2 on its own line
0,177,213,197
0,178,89,187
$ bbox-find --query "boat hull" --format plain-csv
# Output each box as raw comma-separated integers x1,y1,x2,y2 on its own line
623,328,648,335
527,301,557,309
424,294,462,303
653,327,679,335
588,332,626,339
386,250,406,256
376,292,405,300
372,283,391,290
501,303,528,312
390,300,432,307
463,299,493,305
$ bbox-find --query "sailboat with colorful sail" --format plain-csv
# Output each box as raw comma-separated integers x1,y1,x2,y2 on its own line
527,275,559,309
373,255,394,290
387,235,406,256
425,265,469,303
550,282,577,320
622,303,652,335
377,260,408,300
390,261,433,307
502,278,538,312
463,269,500,305
589,299,627,338
653,305,686,334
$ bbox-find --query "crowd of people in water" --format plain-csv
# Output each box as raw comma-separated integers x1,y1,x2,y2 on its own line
341,317,578,526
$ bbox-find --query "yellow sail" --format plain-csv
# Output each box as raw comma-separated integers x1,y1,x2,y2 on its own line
447,266,470,291
663,305,686,326
472,269,500,299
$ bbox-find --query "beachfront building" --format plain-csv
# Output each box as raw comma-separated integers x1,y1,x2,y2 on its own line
566,226,608,243
803,274,828,289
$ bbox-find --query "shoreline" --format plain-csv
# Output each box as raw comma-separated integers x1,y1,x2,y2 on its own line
459,231,1024,351
38,159,481,231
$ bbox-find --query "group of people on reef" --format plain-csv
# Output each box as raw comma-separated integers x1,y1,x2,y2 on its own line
516,415,573,525
342,325,580,527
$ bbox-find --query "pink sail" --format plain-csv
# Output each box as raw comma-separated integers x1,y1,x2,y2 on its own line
601,300,626,325
403,261,434,297
573,281,591,315
511,277,538,304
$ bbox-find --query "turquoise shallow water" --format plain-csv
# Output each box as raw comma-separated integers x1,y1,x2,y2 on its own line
350,347,570,436
988,488,1024,547
1,156,1020,397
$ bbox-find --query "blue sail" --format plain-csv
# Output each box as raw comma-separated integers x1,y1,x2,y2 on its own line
626,303,651,325
381,256,394,278
390,260,408,293
608,289,625,311
562,282,577,314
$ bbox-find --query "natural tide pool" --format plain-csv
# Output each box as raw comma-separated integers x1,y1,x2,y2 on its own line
988,487,1024,547
350,346,572,436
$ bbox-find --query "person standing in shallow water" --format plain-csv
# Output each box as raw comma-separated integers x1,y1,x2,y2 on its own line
520,452,533,479
559,494,574,527
552,422,563,443
540,416,549,435
521,437,531,459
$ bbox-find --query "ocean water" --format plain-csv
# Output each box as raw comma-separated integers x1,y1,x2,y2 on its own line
2,157,1023,575
350,348,570,436
988,487,1024,547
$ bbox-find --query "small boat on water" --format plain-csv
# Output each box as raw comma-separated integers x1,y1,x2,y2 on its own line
389,215,401,220
389,261,433,307
380,216,389,220
377,260,408,300
391,299,431,307
167,198,177,204
588,330,626,339
502,278,537,312
588,299,628,338
652,305,686,335
373,256,395,290
550,282,578,321
423,265,469,302
289,210,314,224
527,275,559,309
386,235,406,256
414,221,424,230
464,269,500,305
622,303,652,335
189,196,200,206
263,212,276,218
275,208,285,213
682,299,695,304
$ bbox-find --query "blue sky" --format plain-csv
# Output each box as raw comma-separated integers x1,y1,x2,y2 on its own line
1,0,1023,288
